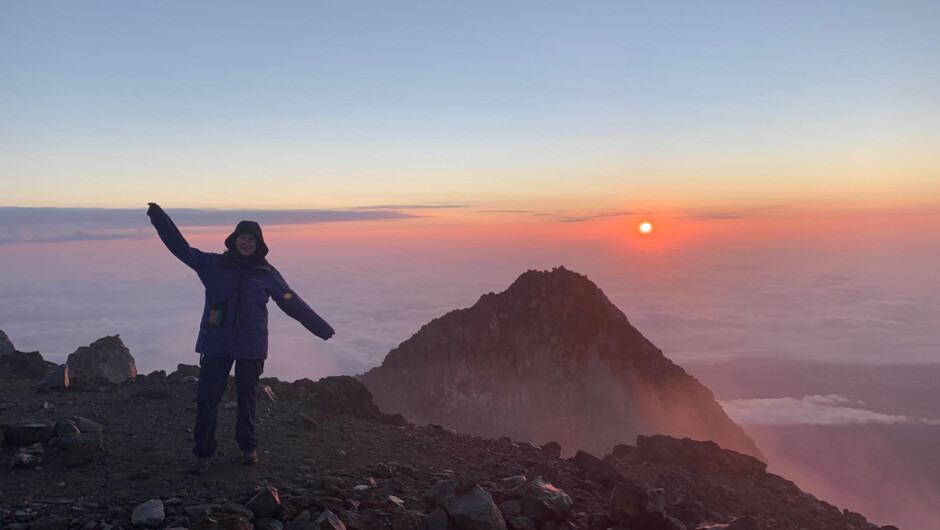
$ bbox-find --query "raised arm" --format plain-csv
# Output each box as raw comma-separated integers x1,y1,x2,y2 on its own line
147,203,213,276
269,268,335,340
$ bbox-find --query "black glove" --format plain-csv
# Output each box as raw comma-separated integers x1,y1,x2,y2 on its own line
146,202,161,217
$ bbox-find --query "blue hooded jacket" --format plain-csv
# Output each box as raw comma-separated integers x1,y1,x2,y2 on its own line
148,204,334,359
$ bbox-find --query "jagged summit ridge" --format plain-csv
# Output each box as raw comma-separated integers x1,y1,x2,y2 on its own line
360,267,763,460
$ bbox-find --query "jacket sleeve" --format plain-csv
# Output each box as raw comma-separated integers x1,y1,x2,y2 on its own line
269,268,335,340
147,204,213,277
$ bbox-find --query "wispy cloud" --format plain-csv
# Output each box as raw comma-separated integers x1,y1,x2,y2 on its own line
0,231,146,245
0,207,416,227
555,211,634,223
0,206,420,245
347,204,468,211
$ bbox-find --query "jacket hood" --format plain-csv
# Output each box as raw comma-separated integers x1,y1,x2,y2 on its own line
224,220,269,260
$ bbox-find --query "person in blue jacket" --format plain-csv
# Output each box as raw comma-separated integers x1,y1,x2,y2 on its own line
147,203,334,474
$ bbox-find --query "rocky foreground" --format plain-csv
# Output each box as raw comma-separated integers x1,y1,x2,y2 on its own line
1,345,898,530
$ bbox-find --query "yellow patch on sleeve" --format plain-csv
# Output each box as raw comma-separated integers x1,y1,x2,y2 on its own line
283,292,293,300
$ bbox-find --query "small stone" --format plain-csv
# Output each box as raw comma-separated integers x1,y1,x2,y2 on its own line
263,386,279,403
316,496,344,513
76,418,103,433
55,420,80,438
223,502,254,518
224,401,238,409
372,463,394,478
23,442,45,455
246,486,284,518
297,413,318,429
507,516,536,530
541,441,562,459
131,499,165,527
499,475,527,490
184,504,212,523
313,509,345,529
10,452,40,468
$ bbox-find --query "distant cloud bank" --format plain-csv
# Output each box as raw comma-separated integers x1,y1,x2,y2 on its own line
720,394,938,426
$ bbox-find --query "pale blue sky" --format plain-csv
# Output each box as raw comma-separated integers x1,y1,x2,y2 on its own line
2,1,938,208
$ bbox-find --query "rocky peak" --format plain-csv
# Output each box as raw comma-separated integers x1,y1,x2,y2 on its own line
0,329,15,356
360,267,763,460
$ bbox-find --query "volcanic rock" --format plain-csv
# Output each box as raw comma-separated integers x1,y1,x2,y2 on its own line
131,499,165,527
312,509,345,529
167,363,200,382
293,376,384,420
521,476,573,524
637,435,766,476
359,267,763,459
246,486,284,518
426,480,507,530
66,335,137,387
610,482,667,529
0,350,51,380
39,364,69,389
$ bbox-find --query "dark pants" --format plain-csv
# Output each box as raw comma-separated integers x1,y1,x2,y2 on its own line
192,355,265,457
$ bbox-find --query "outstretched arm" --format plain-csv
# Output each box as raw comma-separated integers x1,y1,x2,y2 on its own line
270,268,335,340
146,203,213,275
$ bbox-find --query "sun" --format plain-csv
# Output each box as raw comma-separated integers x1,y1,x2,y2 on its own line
638,221,653,234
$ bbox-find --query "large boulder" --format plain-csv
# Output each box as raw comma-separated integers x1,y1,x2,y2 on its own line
609,482,667,529
294,376,385,420
0,329,15,355
573,450,627,489
426,480,508,530
0,350,52,380
66,335,137,387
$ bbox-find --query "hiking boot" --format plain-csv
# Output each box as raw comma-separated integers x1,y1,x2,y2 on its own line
189,453,215,474
242,451,259,466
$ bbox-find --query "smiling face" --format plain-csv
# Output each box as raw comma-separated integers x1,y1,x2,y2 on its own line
235,233,257,257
